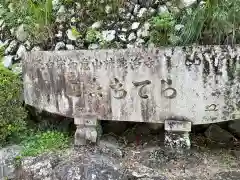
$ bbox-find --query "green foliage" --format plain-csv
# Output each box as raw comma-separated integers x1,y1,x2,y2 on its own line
20,131,70,156
149,13,176,46
0,65,27,147
0,0,53,43
71,27,82,39
85,28,102,43
179,0,240,45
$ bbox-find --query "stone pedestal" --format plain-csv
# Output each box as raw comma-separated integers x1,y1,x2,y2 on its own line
74,113,99,146
164,120,192,151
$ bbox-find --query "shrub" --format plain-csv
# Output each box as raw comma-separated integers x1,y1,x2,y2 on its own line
0,65,27,146
21,131,70,156
149,13,176,46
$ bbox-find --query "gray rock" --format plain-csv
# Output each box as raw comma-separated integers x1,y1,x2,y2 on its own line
56,5,66,23
134,38,145,48
88,44,100,50
148,7,157,16
55,30,63,40
125,2,135,13
105,5,112,14
175,24,185,31
5,40,18,55
16,24,28,42
204,124,235,143
132,22,140,30
66,44,75,50
2,55,13,68
138,0,154,8
11,62,22,75
179,0,197,8
102,30,116,42
158,5,169,14
0,145,22,179
137,8,148,18
66,29,77,41
137,22,150,38
52,0,60,10
133,4,141,15
16,44,27,59
24,40,32,51
127,44,134,48
91,21,102,29
128,32,137,41
31,46,41,51
118,34,127,42
228,120,240,138
99,136,123,158
54,42,65,51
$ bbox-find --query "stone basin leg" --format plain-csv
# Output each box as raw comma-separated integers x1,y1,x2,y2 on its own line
74,114,99,146
164,120,192,151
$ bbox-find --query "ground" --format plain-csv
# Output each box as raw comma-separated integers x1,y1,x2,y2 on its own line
12,127,240,180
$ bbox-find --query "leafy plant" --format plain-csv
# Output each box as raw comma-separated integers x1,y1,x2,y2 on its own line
1,0,54,44
0,65,27,147
85,28,102,43
20,131,70,156
179,0,240,45
71,27,82,39
149,12,176,46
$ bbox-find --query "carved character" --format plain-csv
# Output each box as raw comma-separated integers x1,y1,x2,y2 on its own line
109,78,127,99
185,53,201,67
205,104,218,111
132,80,151,99
161,79,177,99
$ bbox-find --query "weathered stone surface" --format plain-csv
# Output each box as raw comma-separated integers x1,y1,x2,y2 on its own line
23,46,240,125
0,145,22,179
204,124,235,143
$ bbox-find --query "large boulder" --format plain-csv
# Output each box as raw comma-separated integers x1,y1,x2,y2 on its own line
204,124,235,143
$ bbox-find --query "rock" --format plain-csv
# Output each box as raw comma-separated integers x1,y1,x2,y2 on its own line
175,24,185,31
56,5,66,23
105,5,112,14
148,7,157,16
5,40,18,55
99,136,123,158
88,44,100,50
158,5,169,14
228,120,240,138
52,0,60,10
66,44,75,50
134,38,145,47
133,4,141,15
127,44,134,48
31,46,41,51
138,0,154,8
54,42,65,51
0,145,22,179
55,30,63,40
91,21,102,29
179,0,197,8
125,2,135,13
204,124,235,143
102,30,116,42
137,8,148,18
11,62,22,75
16,24,28,42
137,22,150,38
16,44,27,59
131,22,140,30
128,32,137,41
2,55,13,68
66,29,77,41
53,154,128,180
24,40,32,51
118,34,127,42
